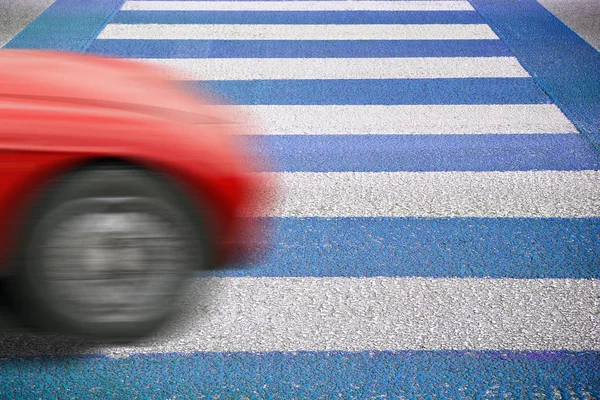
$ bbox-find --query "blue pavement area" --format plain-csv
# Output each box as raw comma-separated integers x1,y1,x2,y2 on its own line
192,77,552,104
3,0,600,397
211,217,600,278
242,134,600,172
1,351,599,398
471,0,600,151
3,0,125,52
111,9,486,24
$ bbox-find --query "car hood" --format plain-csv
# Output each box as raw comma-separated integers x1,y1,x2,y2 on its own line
0,49,245,126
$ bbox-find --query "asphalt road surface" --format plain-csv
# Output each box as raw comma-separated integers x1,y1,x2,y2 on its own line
1,0,599,398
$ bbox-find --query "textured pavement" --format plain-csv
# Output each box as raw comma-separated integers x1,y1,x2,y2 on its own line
1,0,600,398
3,277,599,357
0,0,56,47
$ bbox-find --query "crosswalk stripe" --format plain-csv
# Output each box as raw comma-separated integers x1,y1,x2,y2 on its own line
207,217,600,279
196,78,550,105
112,10,485,25
241,134,600,172
88,39,512,58
245,171,600,218
121,1,476,12
233,104,576,134
1,350,597,397
98,23,499,40
145,57,530,80
3,277,597,356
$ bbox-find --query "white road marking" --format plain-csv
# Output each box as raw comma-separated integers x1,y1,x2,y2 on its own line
244,171,600,218
233,104,577,135
98,23,499,40
3,277,598,356
122,0,475,11
143,57,530,80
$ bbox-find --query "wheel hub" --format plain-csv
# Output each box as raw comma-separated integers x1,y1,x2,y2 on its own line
36,197,191,323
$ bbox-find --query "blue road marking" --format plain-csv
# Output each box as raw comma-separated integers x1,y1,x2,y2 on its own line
207,217,600,279
112,10,486,24
471,0,600,153
240,133,600,172
88,39,513,58
3,0,125,51
1,351,598,399
191,78,552,105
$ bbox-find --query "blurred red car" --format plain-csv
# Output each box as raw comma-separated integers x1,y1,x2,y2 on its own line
0,50,273,341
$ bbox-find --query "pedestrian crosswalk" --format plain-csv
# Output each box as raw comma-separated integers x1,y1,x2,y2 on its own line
2,0,599,396
87,0,600,354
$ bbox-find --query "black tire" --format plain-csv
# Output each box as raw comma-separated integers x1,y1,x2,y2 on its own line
10,166,209,342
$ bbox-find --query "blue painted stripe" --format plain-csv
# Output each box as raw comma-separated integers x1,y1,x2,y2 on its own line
242,134,600,172
3,0,125,51
470,0,600,153
1,351,598,398
112,10,485,24
87,39,513,58
186,78,550,105
209,218,600,278
130,0,390,1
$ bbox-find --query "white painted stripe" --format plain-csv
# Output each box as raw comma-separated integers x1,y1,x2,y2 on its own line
98,24,498,40
145,57,530,80
237,104,577,135
246,171,600,218
3,277,597,356
122,0,475,11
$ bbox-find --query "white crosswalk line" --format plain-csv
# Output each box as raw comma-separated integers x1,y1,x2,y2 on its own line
245,171,600,217
3,277,597,356
98,24,499,40
121,0,476,11
234,104,576,135
143,57,530,80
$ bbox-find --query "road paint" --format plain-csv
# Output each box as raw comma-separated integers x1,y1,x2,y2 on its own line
1,351,598,398
88,38,512,58
3,0,125,51
471,0,600,150
2,277,598,356
112,10,485,25
244,170,600,218
208,217,600,279
235,104,576,134
240,133,600,172
4,0,600,397
146,57,529,80
98,23,499,40
121,1,475,12
196,78,549,104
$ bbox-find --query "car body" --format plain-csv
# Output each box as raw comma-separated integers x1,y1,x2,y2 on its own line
0,50,274,340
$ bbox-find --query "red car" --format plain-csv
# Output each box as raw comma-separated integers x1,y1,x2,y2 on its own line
0,50,273,341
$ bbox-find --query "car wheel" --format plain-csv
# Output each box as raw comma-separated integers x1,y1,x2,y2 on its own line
11,166,208,342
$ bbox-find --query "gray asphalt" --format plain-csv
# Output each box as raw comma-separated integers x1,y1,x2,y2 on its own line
538,0,600,51
0,0,57,48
